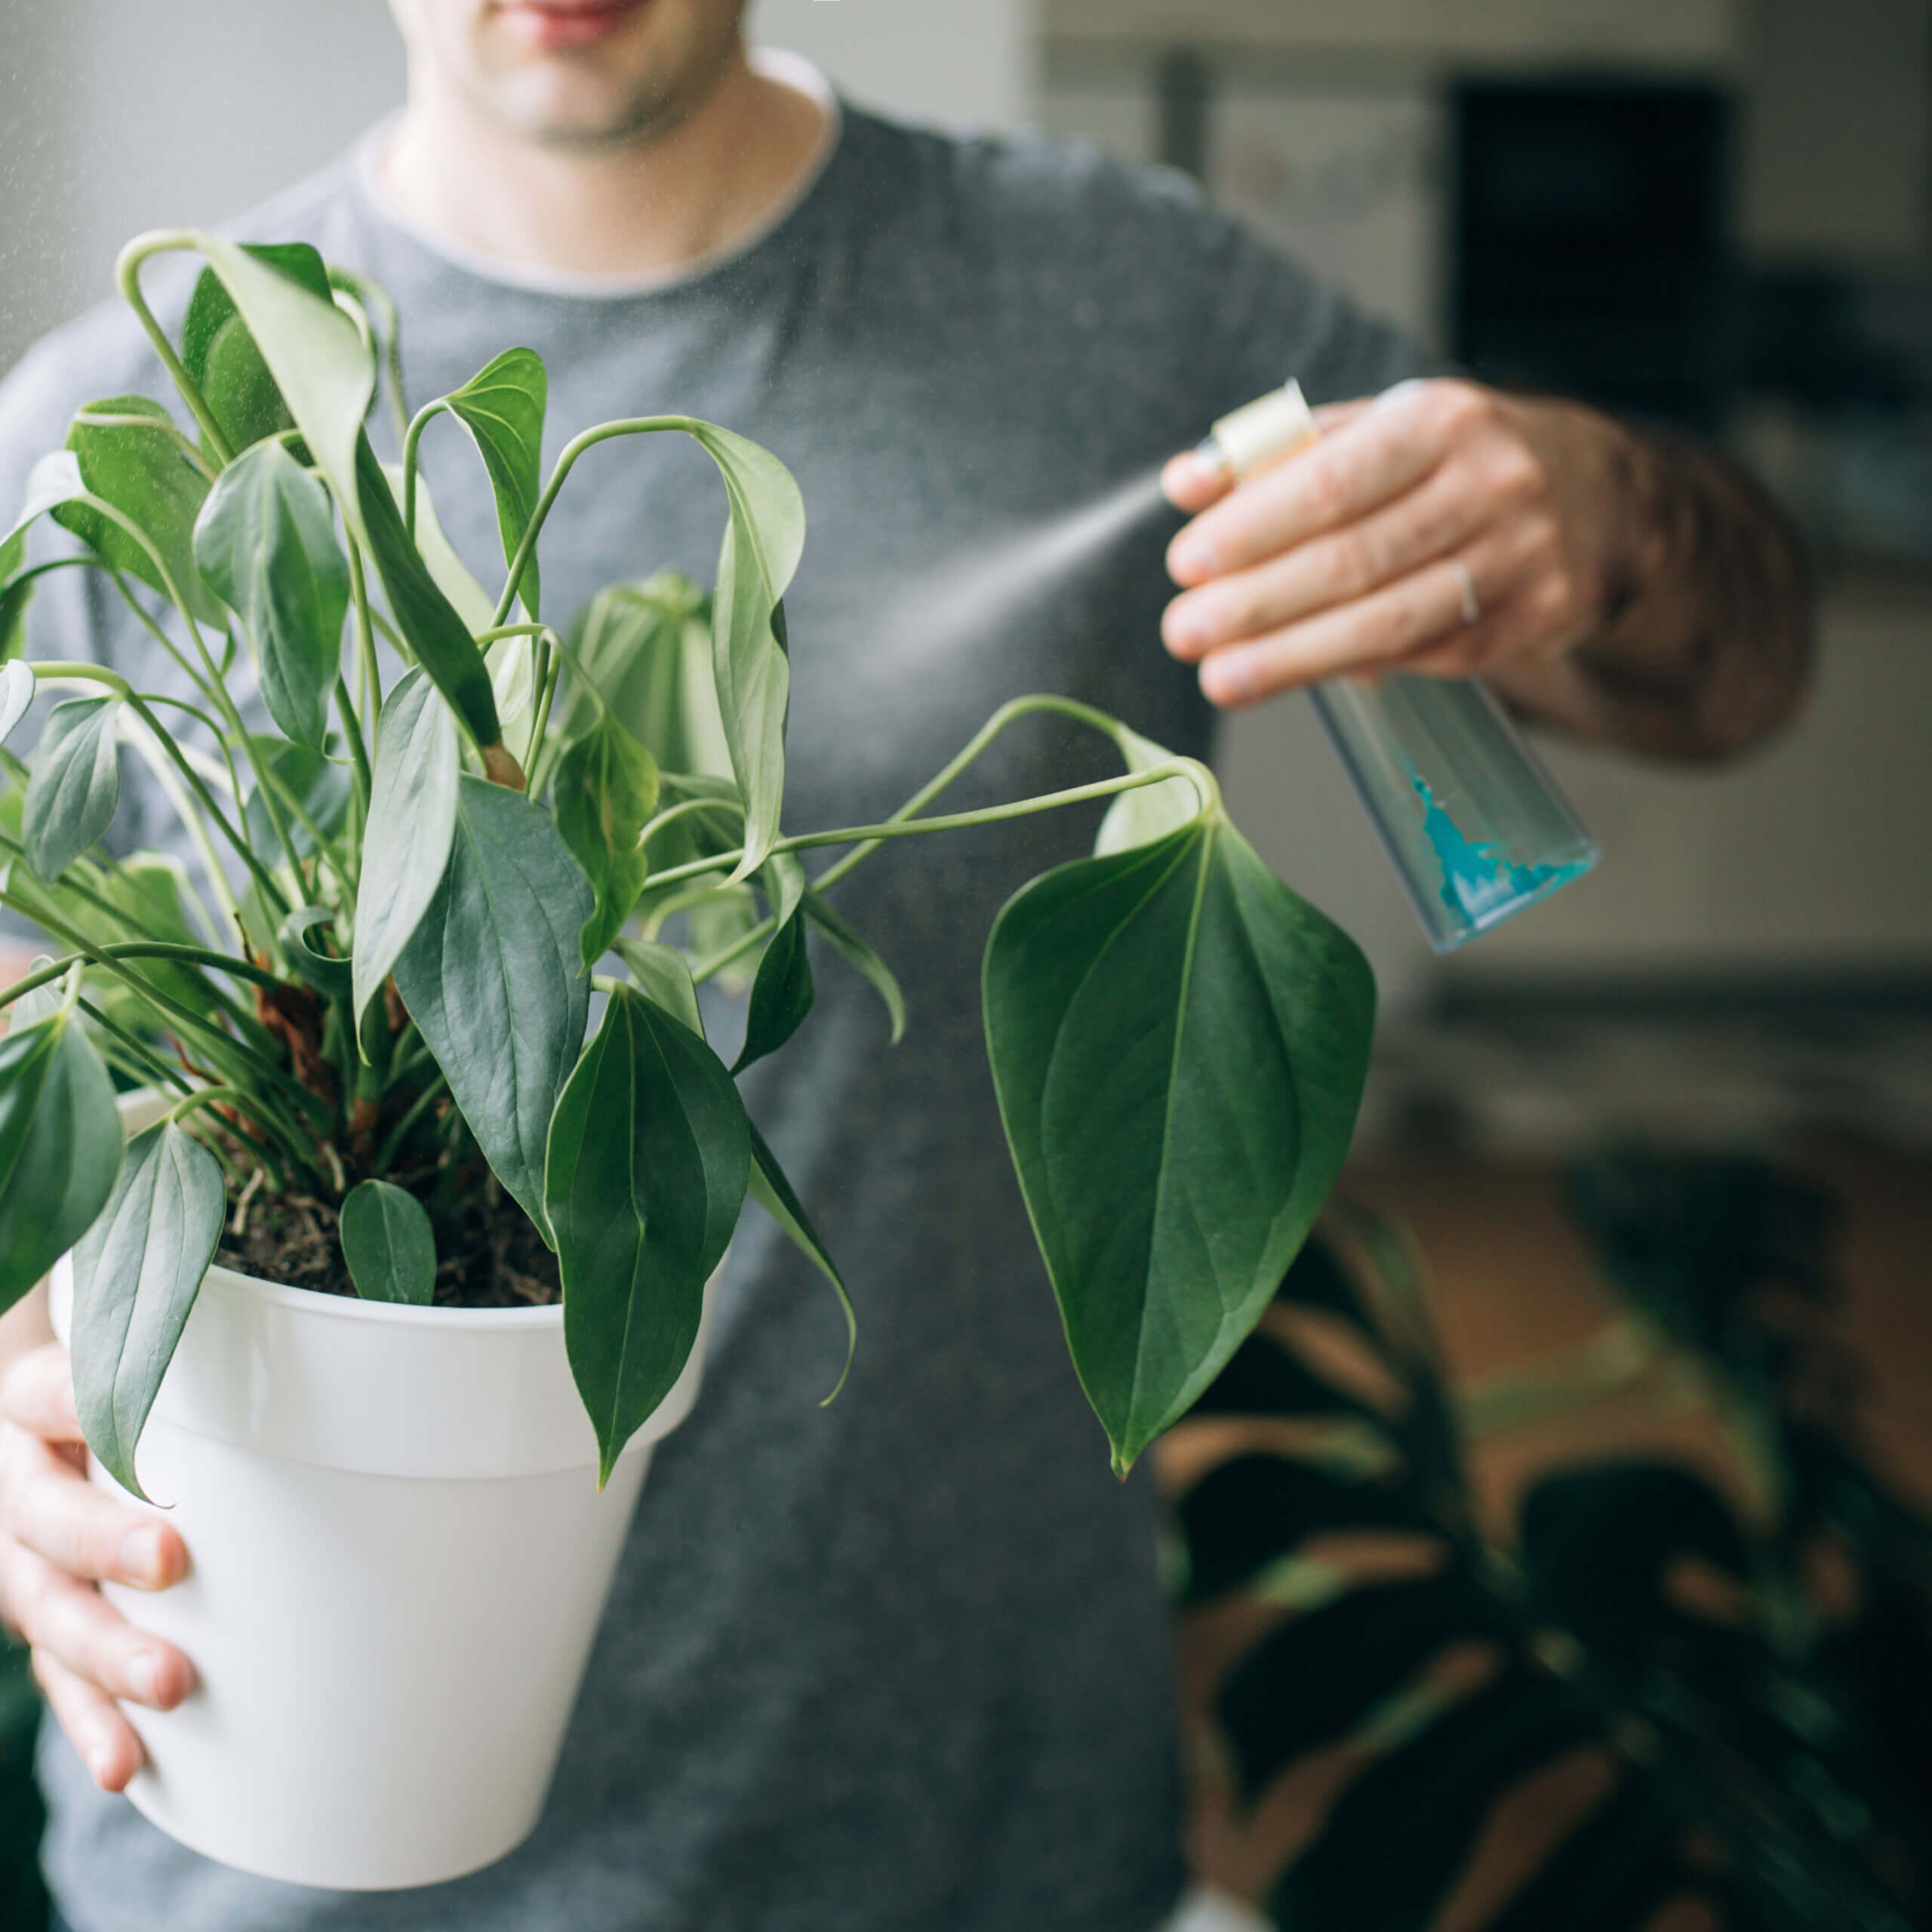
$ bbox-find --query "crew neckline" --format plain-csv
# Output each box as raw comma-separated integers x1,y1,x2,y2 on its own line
356,46,842,300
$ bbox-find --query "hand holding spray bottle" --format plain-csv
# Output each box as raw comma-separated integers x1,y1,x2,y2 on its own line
1196,382,1599,952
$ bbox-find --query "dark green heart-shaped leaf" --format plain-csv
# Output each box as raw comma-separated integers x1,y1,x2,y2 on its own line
553,711,660,969
734,854,812,1074
746,1118,854,1404
278,905,352,998
23,696,122,881
686,426,803,881
441,347,546,620
353,668,459,1033
0,1001,122,1315
56,397,220,624
70,1118,223,1500
180,243,332,456
193,440,348,749
983,814,1375,1475
392,775,592,1233
242,738,354,872
352,432,500,754
339,1179,436,1306
547,986,749,1484
0,662,34,746
801,890,905,1044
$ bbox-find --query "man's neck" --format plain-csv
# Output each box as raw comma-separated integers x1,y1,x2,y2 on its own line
377,45,829,282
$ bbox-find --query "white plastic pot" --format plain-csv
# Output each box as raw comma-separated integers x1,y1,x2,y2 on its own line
48,1091,715,1891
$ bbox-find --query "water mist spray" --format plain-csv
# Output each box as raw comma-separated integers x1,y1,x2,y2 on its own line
1198,381,1599,951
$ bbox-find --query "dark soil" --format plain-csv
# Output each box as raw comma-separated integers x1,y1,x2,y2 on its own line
217,1174,562,1309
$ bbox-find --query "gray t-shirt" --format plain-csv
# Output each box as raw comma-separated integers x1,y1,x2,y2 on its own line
6,96,1416,1932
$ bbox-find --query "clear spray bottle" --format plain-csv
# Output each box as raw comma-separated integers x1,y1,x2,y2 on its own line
1198,382,1599,952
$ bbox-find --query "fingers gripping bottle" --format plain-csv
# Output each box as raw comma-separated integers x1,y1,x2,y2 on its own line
1198,383,1598,952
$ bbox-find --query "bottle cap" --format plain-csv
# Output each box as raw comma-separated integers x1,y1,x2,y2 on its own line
1204,380,1318,481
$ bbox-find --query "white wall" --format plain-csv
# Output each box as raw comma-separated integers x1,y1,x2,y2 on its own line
749,0,1038,130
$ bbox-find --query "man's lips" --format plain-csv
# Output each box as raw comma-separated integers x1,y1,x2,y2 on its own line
497,0,651,51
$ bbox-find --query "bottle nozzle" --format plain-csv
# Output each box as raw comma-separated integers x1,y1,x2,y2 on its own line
1201,380,1319,483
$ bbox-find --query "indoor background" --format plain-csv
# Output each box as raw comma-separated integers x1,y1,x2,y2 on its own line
2,2,1928,1924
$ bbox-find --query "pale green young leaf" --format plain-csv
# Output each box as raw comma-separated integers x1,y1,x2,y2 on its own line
801,891,906,1045
614,937,703,1038
442,347,546,620
23,696,122,881
553,712,660,970
561,573,726,776
0,1004,122,1315
746,1119,854,1404
11,957,66,1029
1094,721,1209,857
192,233,374,543
340,1180,437,1306
547,986,749,1484
353,668,460,1033
180,243,332,455
685,426,804,881
392,775,592,1233
983,817,1376,1475
382,461,495,637
193,440,348,749
0,661,34,746
71,1119,223,1500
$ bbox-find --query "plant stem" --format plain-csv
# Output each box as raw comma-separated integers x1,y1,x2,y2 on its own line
398,403,445,544
345,537,383,730
335,675,374,823
1,943,288,1011
372,1071,450,1174
640,795,742,849
108,571,218,706
114,232,236,466
646,760,1217,896
165,1084,245,1128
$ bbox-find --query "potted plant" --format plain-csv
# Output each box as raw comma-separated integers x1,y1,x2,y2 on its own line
0,229,1376,1889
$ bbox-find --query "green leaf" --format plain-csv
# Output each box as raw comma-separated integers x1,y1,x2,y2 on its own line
339,1180,436,1306
615,937,704,1038
685,426,804,880
191,234,373,543
55,397,220,625
11,958,68,1030
983,816,1375,1475
352,433,500,753
546,986,749,1484
278,905,352,998
0,574,33,661
193,440,347,749
0,663,34,746
0,1004,122,1315
69,1119,223,1500
734,854,812,1074
180,243,332,456
23,696,122,881
562,574,726,779
352,668,459,1034
382,462,495,637
392,775,592,1232
801,890,905,1045
242,738,354,871
746,1118,854,1404
553,712,660,970
441,348,546,620
1094,721,1206,857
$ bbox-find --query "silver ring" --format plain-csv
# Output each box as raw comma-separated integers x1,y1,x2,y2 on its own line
1451,558,1481,626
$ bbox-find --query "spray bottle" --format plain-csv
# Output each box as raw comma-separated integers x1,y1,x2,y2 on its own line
1198,382,1599,951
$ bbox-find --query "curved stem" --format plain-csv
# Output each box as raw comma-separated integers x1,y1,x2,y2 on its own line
335,675,373,826
492,415,705,630
814,694,1135,896
114,232,235,466
1,943,289,1013
108,570,217,704
643,761,1217,896
398,401,447,545
640,795,741,849
78,997,195,1097
345,535,382,730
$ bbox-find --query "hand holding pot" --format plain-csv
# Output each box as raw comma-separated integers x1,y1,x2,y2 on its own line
0,1334,198,1789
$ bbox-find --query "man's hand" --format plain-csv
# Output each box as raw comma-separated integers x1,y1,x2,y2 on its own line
1161,378,1811,761
0,1317,196,1791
